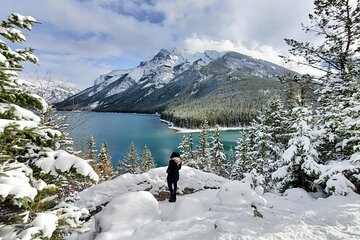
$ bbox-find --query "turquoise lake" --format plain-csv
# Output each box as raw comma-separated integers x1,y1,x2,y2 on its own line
60,111,240,167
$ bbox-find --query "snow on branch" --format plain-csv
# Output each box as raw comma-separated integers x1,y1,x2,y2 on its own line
0,162,37,200
315,159,360,195
0,103,40,122
33,150,99,182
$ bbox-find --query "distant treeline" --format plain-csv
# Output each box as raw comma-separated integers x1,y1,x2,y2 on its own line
161,77,284,128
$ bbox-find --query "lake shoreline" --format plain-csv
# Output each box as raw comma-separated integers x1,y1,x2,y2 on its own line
60,112,240,167
159,119,245,133
58,110,245,132
58,110,160,117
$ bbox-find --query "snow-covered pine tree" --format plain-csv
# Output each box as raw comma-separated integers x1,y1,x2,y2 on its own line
209,125,227,177
266,96,291,147
189,133,196,161
230,129,254,180
141,145,155,172
225,146,236,178
197,118,211,171
117,158,126,175
282,0,360,195
87,135,97,160
272,107,321,192
0,13,98,239
87,134,98,172
243,94,294,187
178,134,193,166
250,112,282,182
314,85,360,195
283,81,300,110
123,142,141,174
98,143,115,181
247,128,256,150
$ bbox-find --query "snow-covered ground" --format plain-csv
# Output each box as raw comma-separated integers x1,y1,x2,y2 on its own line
68,167,360,240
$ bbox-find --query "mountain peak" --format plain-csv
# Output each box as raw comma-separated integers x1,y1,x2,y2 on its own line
150,48,184,64
157,47,181,55
158,48,171,55
56,48,294,123
151,48,172,62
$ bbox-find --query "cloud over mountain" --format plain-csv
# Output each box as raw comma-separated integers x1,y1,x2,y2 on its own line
0,0,314,88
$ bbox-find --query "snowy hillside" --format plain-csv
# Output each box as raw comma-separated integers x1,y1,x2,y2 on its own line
67,167,360,240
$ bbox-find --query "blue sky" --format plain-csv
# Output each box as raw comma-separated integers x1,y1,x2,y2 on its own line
0,0,314,88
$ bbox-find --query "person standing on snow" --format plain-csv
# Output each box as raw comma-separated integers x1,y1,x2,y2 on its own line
166,152,182,202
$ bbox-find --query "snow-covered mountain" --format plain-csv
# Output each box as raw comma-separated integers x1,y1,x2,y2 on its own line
28,79,81,103
57,49,291,113
67,167,360,240
56,49,296,128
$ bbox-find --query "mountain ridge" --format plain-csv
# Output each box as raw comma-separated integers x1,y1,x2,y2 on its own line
28,79,81,103
56,49,295,127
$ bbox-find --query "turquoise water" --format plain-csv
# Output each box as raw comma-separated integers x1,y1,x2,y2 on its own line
60,112,240,167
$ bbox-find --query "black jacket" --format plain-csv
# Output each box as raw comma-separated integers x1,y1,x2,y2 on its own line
166,159,181,182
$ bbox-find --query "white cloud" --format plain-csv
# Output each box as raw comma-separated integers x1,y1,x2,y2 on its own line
159,0,314,48
182,34,323,76
20,53,113,88
0,0,317,88
154,0,218,24
183,34,284,66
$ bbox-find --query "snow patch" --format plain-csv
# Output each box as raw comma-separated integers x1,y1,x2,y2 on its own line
74,166,227,210
67,167,360,240
95,191,160,240
170,197,206,221
89,101,99,109
217,181,268,207
30,213,58,238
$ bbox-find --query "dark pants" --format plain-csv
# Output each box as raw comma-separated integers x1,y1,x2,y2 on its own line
167,180,178,201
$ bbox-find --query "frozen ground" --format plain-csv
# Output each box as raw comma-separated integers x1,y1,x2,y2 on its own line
67,167,360,240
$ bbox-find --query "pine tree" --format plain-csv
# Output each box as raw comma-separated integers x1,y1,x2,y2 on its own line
250,114,281,181
0,13,98,239
117,159,126,175
226,146,236,177
272,107,321,192
87,135,98,175
231,136,246,180
209,125,227,177
266,96,291,147
123,142,141,174
141,145,155,172
98,143,115,181
227,146,235,165
87,135,97,160
284,81,299,109
197,118,211,171
178,134,192,166
281,0,360,195
189,133,196,162
231,129,255,180
242,95,293,188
